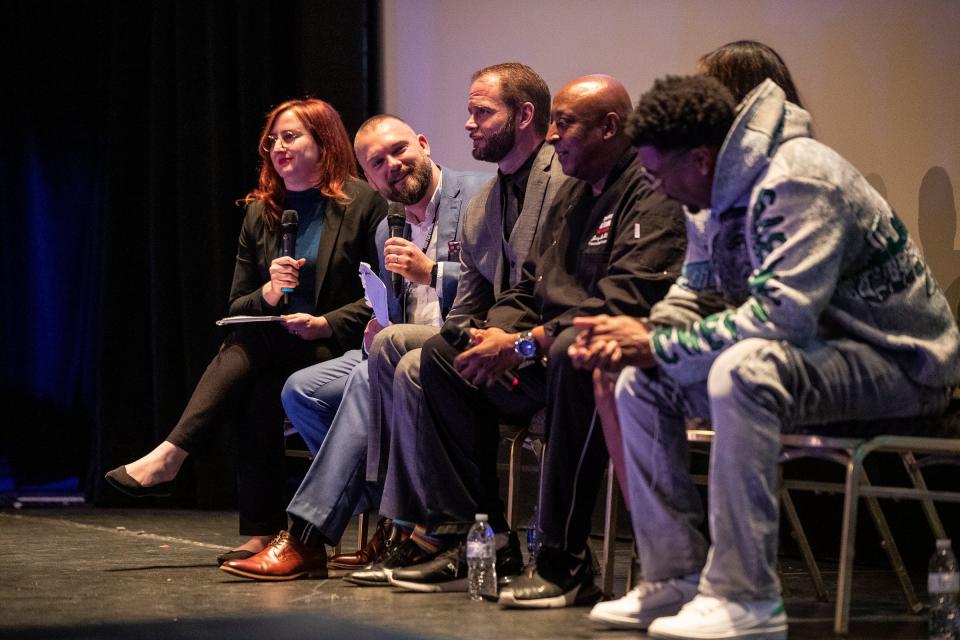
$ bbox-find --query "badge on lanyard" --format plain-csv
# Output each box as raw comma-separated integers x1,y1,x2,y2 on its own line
447,239,462,261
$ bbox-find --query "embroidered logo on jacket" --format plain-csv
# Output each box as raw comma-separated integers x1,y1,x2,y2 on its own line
588,213,614,247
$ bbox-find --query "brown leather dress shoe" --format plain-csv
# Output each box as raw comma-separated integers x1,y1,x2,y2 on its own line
219,531,327,581
329,517,407,570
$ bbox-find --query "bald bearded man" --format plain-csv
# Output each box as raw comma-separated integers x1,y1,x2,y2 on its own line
386,76,687,607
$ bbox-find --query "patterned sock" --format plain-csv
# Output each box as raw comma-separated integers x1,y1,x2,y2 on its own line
392,519,415,533
410,524,443,555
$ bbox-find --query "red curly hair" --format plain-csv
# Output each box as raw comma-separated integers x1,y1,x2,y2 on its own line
243,98,357,227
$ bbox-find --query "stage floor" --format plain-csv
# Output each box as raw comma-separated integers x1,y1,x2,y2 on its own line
0,507,930,639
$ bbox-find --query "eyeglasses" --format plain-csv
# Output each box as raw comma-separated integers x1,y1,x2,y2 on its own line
262,130,304,153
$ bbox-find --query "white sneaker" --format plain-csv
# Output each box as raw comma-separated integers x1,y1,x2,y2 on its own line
588,573,699,629
647,594,787,639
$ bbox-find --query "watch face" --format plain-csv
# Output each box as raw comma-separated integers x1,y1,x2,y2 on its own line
515,338,537,359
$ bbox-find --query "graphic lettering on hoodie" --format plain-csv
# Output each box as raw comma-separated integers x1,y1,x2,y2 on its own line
836,213,934,304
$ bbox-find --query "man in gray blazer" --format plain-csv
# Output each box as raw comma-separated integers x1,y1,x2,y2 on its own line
347,63,567,587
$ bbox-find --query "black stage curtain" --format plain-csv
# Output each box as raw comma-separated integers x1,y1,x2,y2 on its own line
1,0,380,506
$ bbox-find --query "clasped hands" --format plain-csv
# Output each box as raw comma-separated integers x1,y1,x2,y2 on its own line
453,327,522,388
453,314,656,387
567,314,656,372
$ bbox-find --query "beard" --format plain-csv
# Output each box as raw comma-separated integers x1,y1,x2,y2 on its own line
385,157,434,205
471,112,516,163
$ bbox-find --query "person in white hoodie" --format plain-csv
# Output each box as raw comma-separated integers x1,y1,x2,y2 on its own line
571,75,960,639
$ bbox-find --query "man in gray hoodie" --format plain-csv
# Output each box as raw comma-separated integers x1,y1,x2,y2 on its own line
571,75,960,639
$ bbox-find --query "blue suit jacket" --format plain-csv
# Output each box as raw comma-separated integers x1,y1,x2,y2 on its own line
374,168,491,323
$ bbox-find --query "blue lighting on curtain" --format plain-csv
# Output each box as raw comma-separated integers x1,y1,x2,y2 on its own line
25,148,63,400
1,134,101,492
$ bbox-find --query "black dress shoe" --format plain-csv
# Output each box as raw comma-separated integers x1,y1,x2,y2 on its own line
343,538,434,586
216,549,256,566
498,545,602,608
104,466,175,498
388,530,525,593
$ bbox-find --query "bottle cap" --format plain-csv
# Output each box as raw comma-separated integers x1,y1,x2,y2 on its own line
474,513,488,521
936,538,952,550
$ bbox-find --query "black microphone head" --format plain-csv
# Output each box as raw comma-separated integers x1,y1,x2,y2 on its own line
440,322,473,351
279,209,299,259
281,209,299,229
387,202,406,237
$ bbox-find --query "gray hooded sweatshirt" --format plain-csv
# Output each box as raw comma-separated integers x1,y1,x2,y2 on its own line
648,79,960,389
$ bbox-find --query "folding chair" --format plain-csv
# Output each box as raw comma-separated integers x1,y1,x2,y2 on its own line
689,396,960,635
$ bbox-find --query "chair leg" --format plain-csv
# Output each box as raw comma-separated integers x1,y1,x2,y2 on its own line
901,452,947,539
601,459,620,597
780,485,829,602
625,543,641,591
504,428,528,531
860,470,923,614
357,512,369,550
835,452,864,635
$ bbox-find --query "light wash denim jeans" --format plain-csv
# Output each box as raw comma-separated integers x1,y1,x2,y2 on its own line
616,337,951,600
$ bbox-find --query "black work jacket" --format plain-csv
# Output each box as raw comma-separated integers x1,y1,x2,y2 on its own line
484,147,687,336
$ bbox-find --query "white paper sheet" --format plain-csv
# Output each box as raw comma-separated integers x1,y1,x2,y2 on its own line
215,315,282,326
359,261,390,326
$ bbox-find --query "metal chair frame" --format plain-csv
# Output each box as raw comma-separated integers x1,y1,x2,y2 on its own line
686,427,960,634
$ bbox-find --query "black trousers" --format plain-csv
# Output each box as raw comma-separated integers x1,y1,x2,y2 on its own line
415,326,608,552
166,324,337,535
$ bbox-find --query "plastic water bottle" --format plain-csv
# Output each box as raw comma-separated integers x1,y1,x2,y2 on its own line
526,505,540,559
467,513,497,601
929,538,959,640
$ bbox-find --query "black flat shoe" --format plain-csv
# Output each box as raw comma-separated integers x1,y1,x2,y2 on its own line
216,549,256,566
104,466,175,498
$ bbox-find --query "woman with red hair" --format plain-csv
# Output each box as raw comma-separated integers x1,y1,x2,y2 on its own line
106,99,386,563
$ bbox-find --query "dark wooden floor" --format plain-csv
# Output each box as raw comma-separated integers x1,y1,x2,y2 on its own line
0,506,932,639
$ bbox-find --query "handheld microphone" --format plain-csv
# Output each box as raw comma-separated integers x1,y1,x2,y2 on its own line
280,209,299,304
386,202,406,298
440,322,473,351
